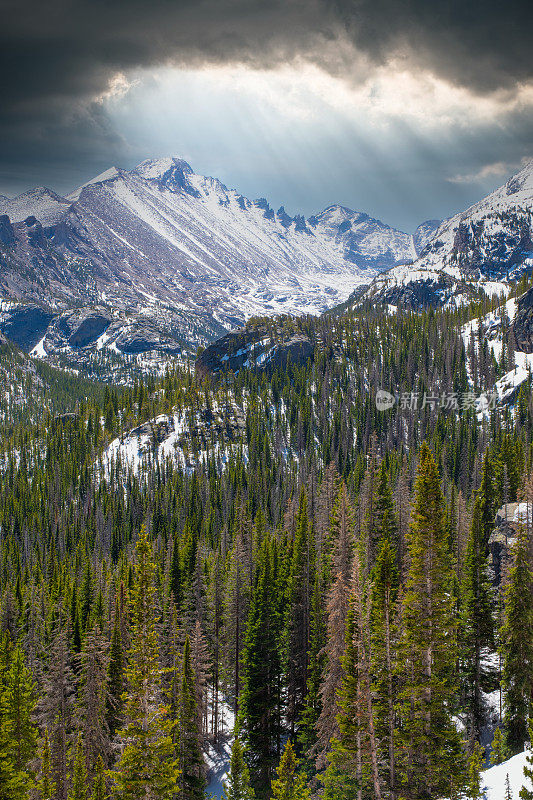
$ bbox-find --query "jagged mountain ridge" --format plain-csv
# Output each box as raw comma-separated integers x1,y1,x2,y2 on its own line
0,157,415,334
0,187,72,227
354,159,533,308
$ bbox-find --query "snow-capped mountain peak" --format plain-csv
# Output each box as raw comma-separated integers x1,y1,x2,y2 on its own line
67,167,121,201
132,157,201,196
0,155,416,350
354,159,533,309
134,156,194,180
0,186,71,226
504,157,533,198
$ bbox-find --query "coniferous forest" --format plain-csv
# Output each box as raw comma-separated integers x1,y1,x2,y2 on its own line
1,297,533,800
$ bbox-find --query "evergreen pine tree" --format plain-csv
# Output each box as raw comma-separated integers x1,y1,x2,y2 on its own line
396,442,466,799
176,636,205,800
298,571,325,779
270,740,311,800
520,718,533,800
374,462,398,552
240,535,282,799
92,756,107,800
460,496,494,742
370,537,399,798
284,489,314,737
169,534,183,608
490,726,508,765
501,530,533,753
222,737,255,800
111,531,179,800
0,703,27,800
321,608,360,800
69,733,87,800
314,483,354,775
106,608,124,738
38,728,55,800
2,645,38,776
465,740,484,800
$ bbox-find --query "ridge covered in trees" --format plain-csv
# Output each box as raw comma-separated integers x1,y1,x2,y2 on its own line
0,298,533,798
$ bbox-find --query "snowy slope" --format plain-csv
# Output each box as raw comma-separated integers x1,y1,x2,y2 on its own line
65,157,414,319
0,187,71,226
413,219,442,255
461,293,533,406
0,157,415,339
357,159,533,308
482,751,531,799
67,167,120,201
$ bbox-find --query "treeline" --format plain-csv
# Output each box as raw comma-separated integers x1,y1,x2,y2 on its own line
0,301,532,798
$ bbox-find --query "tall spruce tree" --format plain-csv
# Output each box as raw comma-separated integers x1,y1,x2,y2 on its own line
240,535,282,798
38,728,55,800
370,537,399,799
321,608,360,800
1,644,38,782
69,733,87,800
396,442,466,800
270,740,311,800
111,531,179,800
460,496,494,744
106,608,124,738
501,530,533,753
284,490,314,738
176,636,205,800
465,740,484,800
314,483,354,775
91,756,107,800
520,719,533,800
222,737,255,800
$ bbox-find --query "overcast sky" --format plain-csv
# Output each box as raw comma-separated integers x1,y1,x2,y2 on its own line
1,0,531,231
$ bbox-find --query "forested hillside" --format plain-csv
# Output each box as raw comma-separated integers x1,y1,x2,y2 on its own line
1,296,533,799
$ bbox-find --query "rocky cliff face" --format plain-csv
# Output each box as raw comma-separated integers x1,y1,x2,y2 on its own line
196,319,315,379
512,287,533,353
488,503,532,588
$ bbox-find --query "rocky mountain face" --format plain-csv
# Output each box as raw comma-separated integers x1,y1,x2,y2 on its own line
512,286,533,353
354,160,533,309
196,317,316,379
0,188,71,227
0,157,415,365
0,300,195,384
413,219,442,255
3,156,532,375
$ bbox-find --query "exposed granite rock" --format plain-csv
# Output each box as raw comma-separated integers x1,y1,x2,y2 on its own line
114,322,182,355
488,503,532,588
196,320,315,378
371,274,470,309
0,215,15,246
57,308,112,348
513,287,533,353
0,303,55,351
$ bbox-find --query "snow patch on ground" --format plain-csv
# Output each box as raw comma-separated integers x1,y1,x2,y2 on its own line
30,336,47,358
482,750,531,799
205,700,235,800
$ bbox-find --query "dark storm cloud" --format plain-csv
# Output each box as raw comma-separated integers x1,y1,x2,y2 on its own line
1,0,531,118
330,0,533,93
0,0,531,213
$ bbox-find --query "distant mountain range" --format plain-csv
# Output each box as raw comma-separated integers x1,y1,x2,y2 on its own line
352,159,533,309
0,155,531,368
